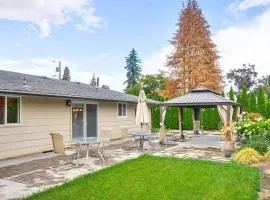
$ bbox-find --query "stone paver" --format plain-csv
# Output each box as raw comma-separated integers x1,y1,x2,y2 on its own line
0,133,263,200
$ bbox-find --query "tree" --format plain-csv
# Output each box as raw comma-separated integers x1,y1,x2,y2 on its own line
258,75,270,97
221,91,225,97
125,74,166,101
257,87,267,116
161,0,222,98
226,63,258,90
228,87,235,101
249,92,257,113
90,74,97,86
266,100,270,118
240,86,249,111
124,49,142,89
62,67,70,81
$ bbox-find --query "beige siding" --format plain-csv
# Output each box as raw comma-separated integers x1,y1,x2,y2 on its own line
0,96,71,159
98,102,151,139
0,96,153,159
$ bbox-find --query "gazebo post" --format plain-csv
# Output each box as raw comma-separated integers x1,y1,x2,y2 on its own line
159,105,167,144
178,107,184,138
192,108,200,135
226,105,232,141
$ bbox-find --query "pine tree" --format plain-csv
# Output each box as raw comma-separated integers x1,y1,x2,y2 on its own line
257,87,267,116
236,93,241,104
221,91,225,97
161,0,222,98
90,74,97,86
249,92,257,113
266,100,270,118
124,48,142,89
62,67,70,81
229,87,235,101
240,86,249,111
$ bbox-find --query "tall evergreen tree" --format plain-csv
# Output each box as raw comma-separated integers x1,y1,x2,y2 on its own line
228,87,235,101
240,86,249,111
124,48,142,89
221,91,225,97
249,92,257,113
257,87,267,116
161,0,222,98
62,66,70,81
266,100,270,118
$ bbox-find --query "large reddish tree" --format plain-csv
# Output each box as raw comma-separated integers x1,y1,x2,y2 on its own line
161,0,222,98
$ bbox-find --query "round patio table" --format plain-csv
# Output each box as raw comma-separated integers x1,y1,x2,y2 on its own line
128,132,157,149
71,137,109,162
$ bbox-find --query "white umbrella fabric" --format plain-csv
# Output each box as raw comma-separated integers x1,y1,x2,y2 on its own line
136,90,150,130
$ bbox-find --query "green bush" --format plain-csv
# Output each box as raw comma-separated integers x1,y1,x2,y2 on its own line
244,135,269,154
235,113,270,141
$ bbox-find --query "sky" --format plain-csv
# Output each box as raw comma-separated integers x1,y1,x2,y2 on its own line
0,0,269,91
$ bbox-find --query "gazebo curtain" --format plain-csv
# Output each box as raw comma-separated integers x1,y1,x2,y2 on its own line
159,106,167,143
217,105,233,129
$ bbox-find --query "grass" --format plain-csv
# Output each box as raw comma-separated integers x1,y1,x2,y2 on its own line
26,155,260,200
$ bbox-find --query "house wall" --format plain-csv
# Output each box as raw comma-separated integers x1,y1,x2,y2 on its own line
0,96,153,159
99,101,151,139
0,96,71,159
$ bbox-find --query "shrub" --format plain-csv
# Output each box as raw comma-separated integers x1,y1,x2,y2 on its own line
232,148,262,165
235,114,270,141
244,135,269,154
264,150,270,160
246,113,264,121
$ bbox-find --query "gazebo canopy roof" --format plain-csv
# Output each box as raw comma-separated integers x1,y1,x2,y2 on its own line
162,87,239,107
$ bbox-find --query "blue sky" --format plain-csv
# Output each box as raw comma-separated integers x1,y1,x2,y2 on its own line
0,0,269,91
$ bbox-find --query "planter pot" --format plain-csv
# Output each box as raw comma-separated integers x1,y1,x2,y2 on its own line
220,141,235,157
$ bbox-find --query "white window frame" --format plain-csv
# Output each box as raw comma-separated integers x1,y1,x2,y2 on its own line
117,103,127,118
0,95,21,126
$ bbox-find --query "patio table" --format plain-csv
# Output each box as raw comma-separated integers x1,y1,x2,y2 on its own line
71,137,109,162
128,132,157,149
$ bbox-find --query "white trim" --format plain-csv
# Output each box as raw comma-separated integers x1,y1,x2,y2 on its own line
0,95,22,126
117,102,127,118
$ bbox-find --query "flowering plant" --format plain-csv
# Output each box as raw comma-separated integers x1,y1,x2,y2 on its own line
235,113,270,141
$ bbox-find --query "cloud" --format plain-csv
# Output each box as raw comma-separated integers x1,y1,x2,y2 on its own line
213,9,270,80
229,0,270,11
0,0,102,37
142,46,173,74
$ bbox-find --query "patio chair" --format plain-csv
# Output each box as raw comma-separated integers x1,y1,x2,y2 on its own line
120,127,138,147
49,133,80,163
100,128,112,152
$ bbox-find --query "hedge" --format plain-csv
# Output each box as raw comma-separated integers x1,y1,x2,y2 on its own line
151,107,221,130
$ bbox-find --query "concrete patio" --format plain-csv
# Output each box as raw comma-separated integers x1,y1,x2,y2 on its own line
0,132,230,200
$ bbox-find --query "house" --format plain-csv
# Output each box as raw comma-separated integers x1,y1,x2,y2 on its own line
0,70,159,159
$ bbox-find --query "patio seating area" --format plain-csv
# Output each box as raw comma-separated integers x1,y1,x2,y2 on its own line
0,131,228,200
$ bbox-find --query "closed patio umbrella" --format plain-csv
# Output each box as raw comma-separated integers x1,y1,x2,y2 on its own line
136,90,150,130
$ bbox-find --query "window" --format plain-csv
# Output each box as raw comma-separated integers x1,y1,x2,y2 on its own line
0,96,20,125
117,103,127,117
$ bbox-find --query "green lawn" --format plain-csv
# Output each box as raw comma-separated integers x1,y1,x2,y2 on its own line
26,155,260,200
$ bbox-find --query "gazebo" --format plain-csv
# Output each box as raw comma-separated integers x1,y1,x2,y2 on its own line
159,87,241,143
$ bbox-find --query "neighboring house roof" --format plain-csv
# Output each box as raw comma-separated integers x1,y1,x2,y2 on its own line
0,70,159,104
163,87,239,107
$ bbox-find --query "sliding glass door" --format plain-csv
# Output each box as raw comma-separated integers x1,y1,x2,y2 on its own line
72,103,97,138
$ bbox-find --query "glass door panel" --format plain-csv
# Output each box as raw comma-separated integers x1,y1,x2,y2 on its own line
86,104,97,137
72,104,84,138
